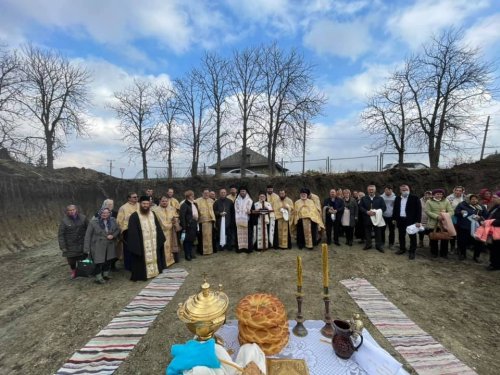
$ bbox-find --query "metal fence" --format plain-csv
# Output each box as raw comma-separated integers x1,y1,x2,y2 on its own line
120,146,499,179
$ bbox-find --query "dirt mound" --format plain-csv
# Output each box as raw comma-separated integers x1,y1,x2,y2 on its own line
0,157,498,255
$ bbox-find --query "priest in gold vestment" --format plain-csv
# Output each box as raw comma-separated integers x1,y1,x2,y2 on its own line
195,189,216,255
273,189,294,249
292,188,325,249
152,195,181,267
117,192,140,270
127,196,166,281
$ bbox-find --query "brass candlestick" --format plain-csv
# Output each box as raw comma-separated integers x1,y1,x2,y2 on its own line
292,286,308,337
320,286,334,338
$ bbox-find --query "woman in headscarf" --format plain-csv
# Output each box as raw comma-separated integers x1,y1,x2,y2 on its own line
84,208,120,284
485,192,500,271
424,189,454,258
455,194,486,261
95,199,120,270
95,199,118,218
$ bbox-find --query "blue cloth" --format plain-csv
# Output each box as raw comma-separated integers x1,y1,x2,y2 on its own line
167,339,220,375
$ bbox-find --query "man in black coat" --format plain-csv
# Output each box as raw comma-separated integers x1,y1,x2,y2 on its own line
358,185,386,252
323,189,345,246
127,196,166,281
392,184,422,260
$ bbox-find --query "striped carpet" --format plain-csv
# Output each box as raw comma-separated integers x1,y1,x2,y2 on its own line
340,278,476,375
55,268,188,375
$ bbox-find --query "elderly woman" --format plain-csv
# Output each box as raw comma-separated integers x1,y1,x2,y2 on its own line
425,189,454,258
95,199,118,218
455,194,486,261
485,192,500,271
341,189,358,246
95,199,120,270
84,208,120,284
58,205,89,279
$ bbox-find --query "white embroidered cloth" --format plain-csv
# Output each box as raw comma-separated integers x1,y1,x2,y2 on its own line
217,320,409,375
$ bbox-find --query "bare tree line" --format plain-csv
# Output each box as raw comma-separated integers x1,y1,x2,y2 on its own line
0,42,324,177
361,28,495,168
110,43,326,179
3,29,491,176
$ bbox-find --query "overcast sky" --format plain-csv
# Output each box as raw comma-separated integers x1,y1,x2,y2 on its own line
1,0,499,177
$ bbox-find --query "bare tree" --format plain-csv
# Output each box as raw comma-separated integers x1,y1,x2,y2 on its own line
18,44,91,169
198,52,232,177
174,70,212,177
109,79,160,179
256,43,325,175
0,45,25,158
403,29,494,168
229,46,263,177
361,71,416,164
155,84,179,181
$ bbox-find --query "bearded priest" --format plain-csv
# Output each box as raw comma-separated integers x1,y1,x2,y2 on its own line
127,196,166,281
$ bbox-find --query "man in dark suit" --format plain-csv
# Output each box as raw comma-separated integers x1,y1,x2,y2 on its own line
323,189,345,246
358,184,387,252
392,184,422,260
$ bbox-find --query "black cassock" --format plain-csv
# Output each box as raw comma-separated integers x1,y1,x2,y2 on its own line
127,211,166,281
213,198,235,250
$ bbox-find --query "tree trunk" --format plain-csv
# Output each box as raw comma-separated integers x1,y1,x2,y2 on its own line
427,141,439,168
191,161,198,177
167,136,173,182
429,147,440,168
46,137,54,170
398,151,404,164
270,138,278,176
241,115,247,177
142,152,148,179
216,113,221,177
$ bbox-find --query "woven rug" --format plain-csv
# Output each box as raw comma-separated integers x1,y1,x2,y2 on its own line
340,278,476,375
56,268,189,375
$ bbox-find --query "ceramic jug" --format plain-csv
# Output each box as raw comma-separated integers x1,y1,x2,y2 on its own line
332,319,363,359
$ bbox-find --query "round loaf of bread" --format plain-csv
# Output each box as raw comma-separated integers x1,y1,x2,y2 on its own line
236,293,289,355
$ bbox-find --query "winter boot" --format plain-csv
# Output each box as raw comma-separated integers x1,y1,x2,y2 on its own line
95,274,106,284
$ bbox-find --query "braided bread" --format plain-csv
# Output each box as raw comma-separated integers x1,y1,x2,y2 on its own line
236,293,289,355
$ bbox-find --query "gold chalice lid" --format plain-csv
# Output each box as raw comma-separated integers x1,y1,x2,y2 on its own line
178,275,229,322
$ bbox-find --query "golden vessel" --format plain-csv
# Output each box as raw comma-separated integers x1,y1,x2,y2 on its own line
177,276,229,341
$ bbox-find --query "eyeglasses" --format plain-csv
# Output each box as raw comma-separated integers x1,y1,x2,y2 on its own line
131,196,138,199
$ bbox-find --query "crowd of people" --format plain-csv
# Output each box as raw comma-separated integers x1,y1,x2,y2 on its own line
57,184,500,284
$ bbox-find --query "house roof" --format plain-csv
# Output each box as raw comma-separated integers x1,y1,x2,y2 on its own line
209,148,288,172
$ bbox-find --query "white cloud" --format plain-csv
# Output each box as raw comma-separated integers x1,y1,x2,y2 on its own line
303,19,373,60
323,63,395,106
224,0,294,33
387,0,490,49
0,0,231,56
464,13,500,50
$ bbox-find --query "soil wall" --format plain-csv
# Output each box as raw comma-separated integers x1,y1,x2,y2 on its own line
1,157,498,256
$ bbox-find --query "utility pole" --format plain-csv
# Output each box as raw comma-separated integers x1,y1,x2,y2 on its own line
480,115,490,160
106,159,115,176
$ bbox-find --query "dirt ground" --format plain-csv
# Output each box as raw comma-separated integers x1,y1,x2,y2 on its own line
0,237,499,375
